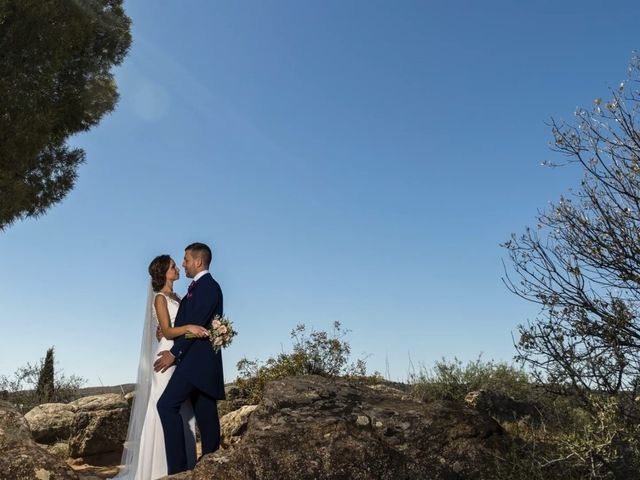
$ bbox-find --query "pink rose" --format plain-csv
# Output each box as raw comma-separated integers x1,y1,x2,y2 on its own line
214,337,223,346
217,325,228,334
212,320,222,329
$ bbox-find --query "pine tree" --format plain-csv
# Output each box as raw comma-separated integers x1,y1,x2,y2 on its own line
36,347,55,403
0,0,132,230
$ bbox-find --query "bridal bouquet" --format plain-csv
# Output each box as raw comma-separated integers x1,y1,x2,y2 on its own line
208,315,237,353
185,315,237,353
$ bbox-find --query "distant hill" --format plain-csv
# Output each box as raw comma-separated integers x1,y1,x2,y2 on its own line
75,383,136,397
0,384,137,405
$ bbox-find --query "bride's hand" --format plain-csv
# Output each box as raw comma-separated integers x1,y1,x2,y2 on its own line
186,325,209,338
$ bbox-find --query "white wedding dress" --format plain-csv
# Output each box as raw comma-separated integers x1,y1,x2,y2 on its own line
115,291,197,480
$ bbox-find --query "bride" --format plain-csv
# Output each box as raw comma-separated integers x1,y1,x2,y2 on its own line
114,255,209,479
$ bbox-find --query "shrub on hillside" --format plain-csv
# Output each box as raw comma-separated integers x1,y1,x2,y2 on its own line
496,394,640,480
0,349,85,413
408,356,537,403
235,322,378,403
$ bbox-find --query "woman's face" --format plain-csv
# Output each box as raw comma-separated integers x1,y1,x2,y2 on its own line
166,259,180,282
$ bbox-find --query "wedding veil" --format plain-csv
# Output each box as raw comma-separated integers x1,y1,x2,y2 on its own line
114,283,156,479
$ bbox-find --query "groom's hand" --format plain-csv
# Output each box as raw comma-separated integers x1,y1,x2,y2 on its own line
154,350,175,373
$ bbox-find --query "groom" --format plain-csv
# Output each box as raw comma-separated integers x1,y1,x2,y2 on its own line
154,242,225,474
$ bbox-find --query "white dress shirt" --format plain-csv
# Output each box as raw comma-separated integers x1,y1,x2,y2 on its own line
193,270,209,283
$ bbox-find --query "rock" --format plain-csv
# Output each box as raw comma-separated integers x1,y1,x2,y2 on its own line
225,383,243,400
22,393,131,464
186,375,510,479
0,400,78,479
356,414,370,426
218,383,254,417
162,472,192,479
69,393,127,412
465,390,540,423
68,394,130,464
45,442,70,460
25,403,76,444
220,405,259,447
366,383,409,398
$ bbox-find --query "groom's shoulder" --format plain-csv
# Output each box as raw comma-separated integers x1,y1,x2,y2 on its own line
203,273,222,291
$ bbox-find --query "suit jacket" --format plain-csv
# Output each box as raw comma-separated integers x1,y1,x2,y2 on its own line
170,272,225,399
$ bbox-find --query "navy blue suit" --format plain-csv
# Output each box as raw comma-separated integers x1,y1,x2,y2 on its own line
157,272,225,474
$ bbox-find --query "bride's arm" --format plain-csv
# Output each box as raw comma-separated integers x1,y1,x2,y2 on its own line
154,295,208,339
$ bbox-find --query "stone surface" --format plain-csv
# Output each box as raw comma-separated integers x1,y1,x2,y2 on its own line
185,375,510,480
161,472,192,480
220,405,259,447
0,400,78,479
45,441,70,459
218,383,253,417
68,394,130,463
25,403,76,444
465,389,540,423
68,393,127,413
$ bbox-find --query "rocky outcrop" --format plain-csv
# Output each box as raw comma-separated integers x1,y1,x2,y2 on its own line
68,393,130,464
24,393,132,465
25,402,75,443
220,404,259,447
465,389,540,423
218,383,254,417
0,400,78,479
180,375,510,480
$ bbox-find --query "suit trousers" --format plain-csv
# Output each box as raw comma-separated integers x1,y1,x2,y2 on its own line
157,371,221,474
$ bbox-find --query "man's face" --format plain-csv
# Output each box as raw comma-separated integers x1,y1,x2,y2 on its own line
182,250,199,278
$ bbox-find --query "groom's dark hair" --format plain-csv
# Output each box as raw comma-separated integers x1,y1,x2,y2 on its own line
186,242,212,267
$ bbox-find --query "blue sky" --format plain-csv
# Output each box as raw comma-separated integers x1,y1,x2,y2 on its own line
2,0,639,387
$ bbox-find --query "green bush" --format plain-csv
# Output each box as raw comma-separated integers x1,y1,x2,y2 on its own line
236,322,378,403
554,395,640,479
0,349,85,413
408,357,640,478
495,394,640,480
408,356,536,403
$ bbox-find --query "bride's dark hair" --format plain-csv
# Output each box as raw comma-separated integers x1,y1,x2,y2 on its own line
148,255,171,292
